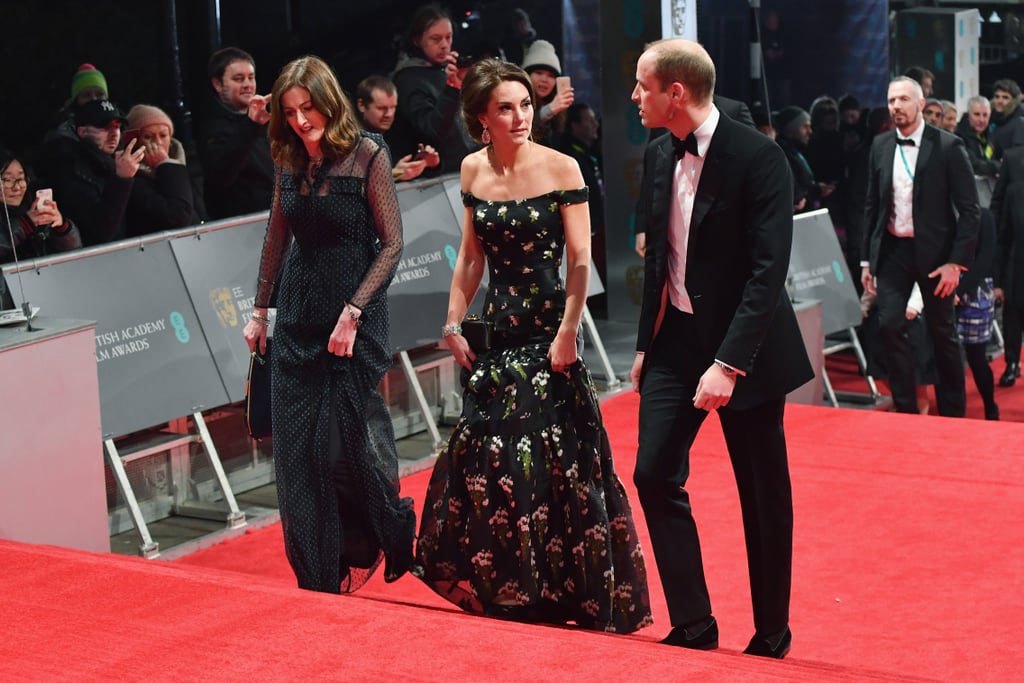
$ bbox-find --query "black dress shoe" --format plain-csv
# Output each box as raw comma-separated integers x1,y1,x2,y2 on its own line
985,403,1000,421
743,626,792,659
999,362,1021,387
659,616,718,650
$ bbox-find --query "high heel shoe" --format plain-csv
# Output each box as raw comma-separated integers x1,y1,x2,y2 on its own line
999,362,1021,387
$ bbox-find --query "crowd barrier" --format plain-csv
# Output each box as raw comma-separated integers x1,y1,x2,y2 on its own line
1,173,614,555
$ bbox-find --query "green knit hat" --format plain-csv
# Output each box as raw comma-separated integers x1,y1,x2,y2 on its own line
70,63,109,101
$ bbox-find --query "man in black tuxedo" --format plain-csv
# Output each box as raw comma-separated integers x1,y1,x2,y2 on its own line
629,39,813,659
861,77,979,416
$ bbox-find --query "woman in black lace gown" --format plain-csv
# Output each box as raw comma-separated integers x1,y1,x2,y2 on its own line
416,59,652,633
243,56,416,594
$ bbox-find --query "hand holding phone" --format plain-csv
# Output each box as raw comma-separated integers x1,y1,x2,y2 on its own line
556,76,572,94
35,188,53,209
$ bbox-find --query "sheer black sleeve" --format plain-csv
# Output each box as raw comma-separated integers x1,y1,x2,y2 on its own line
350,137,403,309
253,167,291,308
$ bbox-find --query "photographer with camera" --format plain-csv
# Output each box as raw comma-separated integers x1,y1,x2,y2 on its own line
389,3,478,175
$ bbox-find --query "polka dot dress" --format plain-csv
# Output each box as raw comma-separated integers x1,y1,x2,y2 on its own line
254,132,416,593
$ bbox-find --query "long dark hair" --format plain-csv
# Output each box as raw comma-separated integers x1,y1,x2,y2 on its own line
402,3,451,61
267,56,361,171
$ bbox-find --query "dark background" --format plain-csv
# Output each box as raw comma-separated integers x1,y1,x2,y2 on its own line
6,0,1024,162
3,0,563,160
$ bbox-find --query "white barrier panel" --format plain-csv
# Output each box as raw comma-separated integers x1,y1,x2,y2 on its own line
170,218,269,402
12,241,229,437
790,210,862,336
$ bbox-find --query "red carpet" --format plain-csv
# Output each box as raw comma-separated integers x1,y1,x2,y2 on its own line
2,394,1023,681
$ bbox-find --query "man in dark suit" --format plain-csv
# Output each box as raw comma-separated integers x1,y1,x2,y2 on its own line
633,94,755,257
629,39,814,659
861,76,980,416
990,144,1024,384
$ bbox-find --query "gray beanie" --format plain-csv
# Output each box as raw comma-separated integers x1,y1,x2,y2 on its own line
774,106,811,139
521,40,561,76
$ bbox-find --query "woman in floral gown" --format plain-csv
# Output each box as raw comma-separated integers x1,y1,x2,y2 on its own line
415,59,652,634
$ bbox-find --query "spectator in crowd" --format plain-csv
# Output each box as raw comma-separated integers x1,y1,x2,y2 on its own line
390,3,476,175
954,95,999,178
0,150,81,262
923,98,944,127
840,106,892,294
124,105,206,236
521,39,574,147
560,102,606,299
354,75,439,181
904,66,935,98
774,105,833,212
837,93,865,156
807,96,844,176
861,76,980,417
989,142,1024,387
199,47,274,219
939,100,958,133
52,63,109,132
35,99,145,246
989,78,1024,157
838,93,862,128
500,7,537,65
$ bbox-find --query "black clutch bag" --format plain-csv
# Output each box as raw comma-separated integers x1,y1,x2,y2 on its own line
462,315,493,354
245,337,272,439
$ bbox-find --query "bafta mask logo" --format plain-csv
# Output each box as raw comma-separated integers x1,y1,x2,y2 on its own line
210,288,238,327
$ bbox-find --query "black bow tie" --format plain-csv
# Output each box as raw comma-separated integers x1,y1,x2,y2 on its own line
673,133,700,159
896,137,915,147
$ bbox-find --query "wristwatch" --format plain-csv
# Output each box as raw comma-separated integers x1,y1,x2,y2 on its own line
714,360,737,377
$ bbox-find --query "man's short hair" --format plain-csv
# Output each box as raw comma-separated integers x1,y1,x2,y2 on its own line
208,47,255,82
565,102,593,127
355,75,397,105
967,95,991,111
993,78,1022,99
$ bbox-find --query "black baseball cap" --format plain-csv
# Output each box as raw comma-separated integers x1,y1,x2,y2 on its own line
75,99,127,128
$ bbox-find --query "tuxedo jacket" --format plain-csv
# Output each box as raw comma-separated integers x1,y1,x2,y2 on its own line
862,125,980,275
992,146,1024,298
635,114,814,411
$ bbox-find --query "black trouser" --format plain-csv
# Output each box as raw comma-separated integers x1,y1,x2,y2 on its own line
963,342,996,409
875,235,966,416
1002,299,1021,366
633,306,793,635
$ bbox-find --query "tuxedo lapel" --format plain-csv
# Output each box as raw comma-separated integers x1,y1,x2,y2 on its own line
914,127,935,205
649,137,675,245
880,133,896,204
690,121,733,240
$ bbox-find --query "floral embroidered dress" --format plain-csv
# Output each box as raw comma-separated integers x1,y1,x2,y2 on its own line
415,188,652,633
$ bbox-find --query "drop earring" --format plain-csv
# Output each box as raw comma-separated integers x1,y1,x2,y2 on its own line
481,126,491,145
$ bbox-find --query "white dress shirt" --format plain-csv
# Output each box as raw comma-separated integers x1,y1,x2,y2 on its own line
667,106,721,313
889,119,924,238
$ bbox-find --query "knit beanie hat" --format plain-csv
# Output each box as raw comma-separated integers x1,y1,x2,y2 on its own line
521,40,561,76
774,106,811,138
126,104,174,136
70,63,109,100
